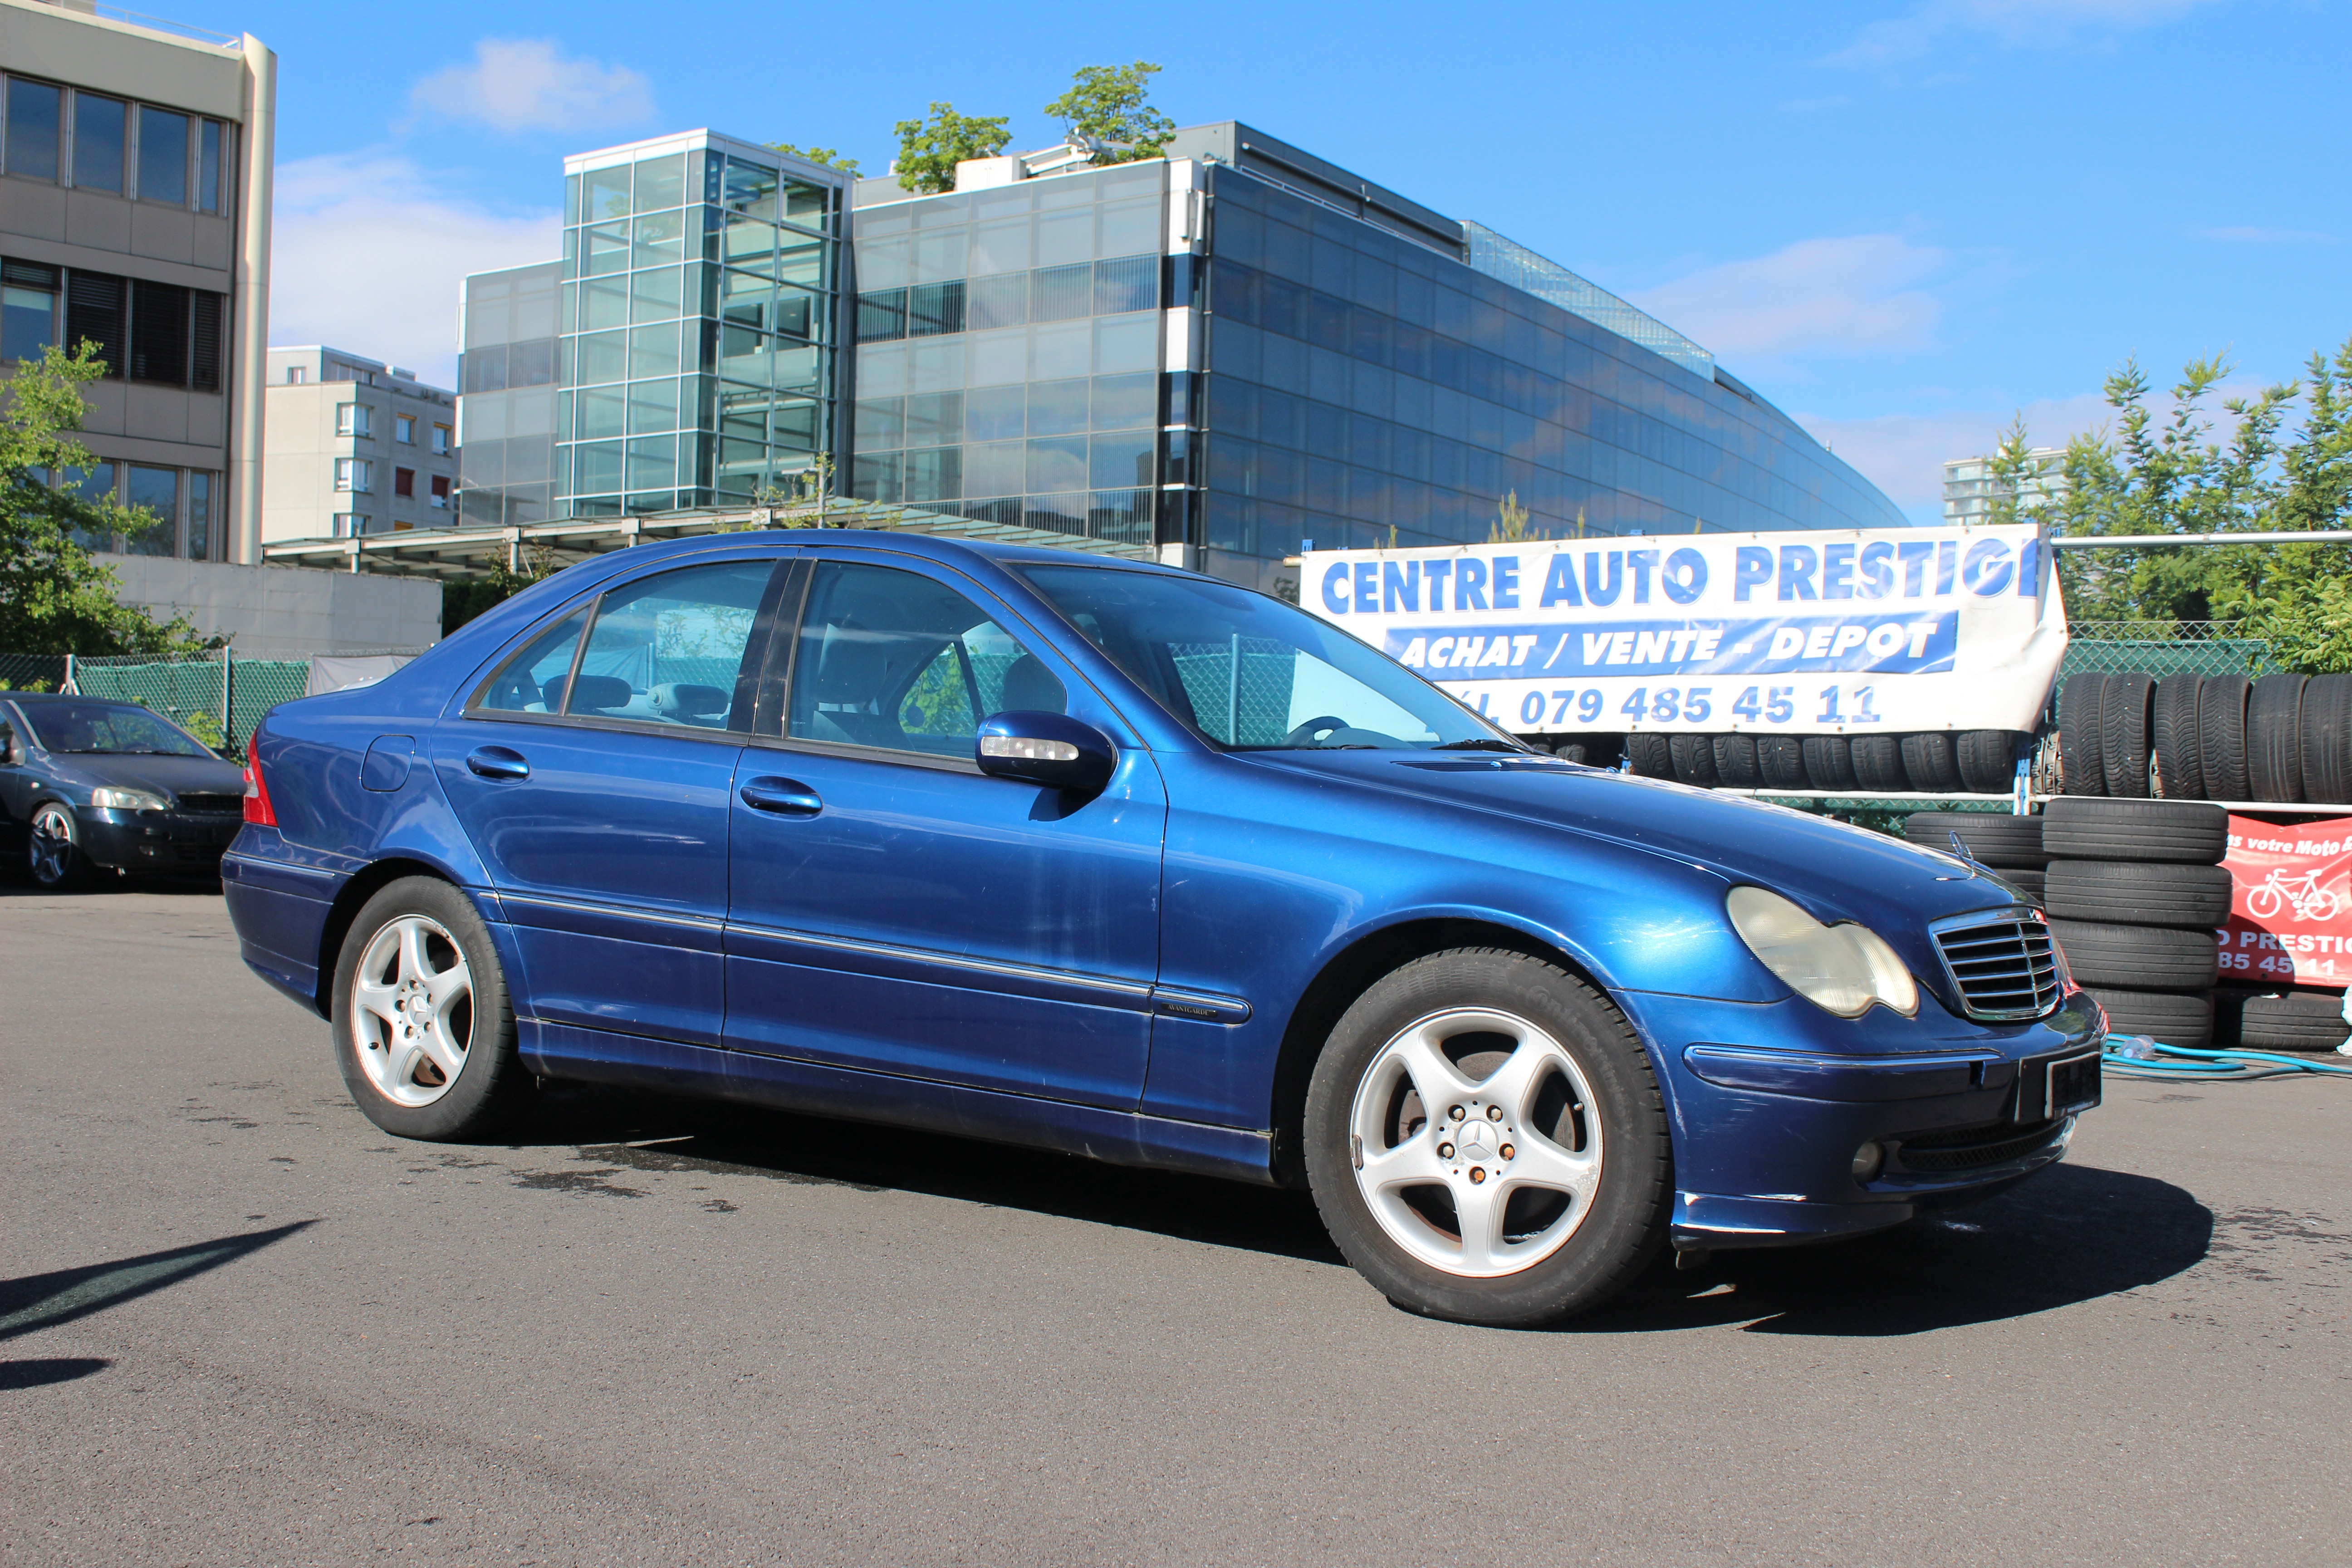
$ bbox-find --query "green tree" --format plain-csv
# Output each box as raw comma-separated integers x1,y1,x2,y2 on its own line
1,343,208,655
2032,338,2352,668
441,540,565,635
892,103,1013,195
1044,62,1176,162
770,142,861,176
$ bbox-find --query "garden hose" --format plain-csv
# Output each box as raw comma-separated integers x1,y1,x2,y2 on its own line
2102,1035,2352,1082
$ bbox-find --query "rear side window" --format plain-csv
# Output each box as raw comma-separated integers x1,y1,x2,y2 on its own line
786,562,1065,758
570,561,771,727
475,608,588,714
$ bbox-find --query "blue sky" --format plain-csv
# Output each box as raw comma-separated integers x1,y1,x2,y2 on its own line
242,0,2350,519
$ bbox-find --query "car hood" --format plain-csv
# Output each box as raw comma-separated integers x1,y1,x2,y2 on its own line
1242,752,2021,976
45,751,247,801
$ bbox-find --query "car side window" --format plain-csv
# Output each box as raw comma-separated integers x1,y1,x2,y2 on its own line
475,608,589,715
567,561,773,728
787,562,1066,759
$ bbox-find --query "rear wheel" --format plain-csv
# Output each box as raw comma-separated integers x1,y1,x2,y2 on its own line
28,802,88,890
330,876,531,1140
1303,949,1671,1327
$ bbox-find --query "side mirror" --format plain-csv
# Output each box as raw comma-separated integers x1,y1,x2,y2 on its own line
976,710,1117,794
0,725,16,765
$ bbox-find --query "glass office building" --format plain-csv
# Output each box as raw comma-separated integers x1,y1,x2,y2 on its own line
550,132,849,518
483,122,1906,590
456,261,561,526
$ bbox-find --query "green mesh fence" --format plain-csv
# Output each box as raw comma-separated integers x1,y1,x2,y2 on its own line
0,654,69,693
2059,621,2273,682
24,652,327,757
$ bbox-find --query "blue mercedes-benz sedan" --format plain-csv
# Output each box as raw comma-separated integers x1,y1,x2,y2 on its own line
223,530,2102,1326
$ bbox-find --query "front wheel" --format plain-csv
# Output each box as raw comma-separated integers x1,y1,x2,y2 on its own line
2247,885,2283,921
329,876,531,1139
28,802,88,890
1303,948,1671,1327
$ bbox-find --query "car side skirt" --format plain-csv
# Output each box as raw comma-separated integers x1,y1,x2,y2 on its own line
524,1019,1281,1186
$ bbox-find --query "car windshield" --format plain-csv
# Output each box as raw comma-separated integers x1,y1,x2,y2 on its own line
1019,564,1518,751
20,701,213,757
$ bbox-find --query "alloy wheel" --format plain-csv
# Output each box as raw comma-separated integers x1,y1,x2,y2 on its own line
29,805,75,887
1347,1007,1604,1279
348,914,475,1107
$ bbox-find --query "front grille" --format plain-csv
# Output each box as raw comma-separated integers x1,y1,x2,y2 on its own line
176,794,243,814
1931,909,2061,1021
1895,1118,2065,1172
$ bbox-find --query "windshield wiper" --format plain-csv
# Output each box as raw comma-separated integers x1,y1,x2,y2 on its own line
1430,738,1529,753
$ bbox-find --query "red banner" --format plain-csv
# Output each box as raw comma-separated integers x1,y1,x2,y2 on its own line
2221,814,2352,989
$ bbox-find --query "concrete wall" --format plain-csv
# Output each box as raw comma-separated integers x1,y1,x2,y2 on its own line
97,553,442,655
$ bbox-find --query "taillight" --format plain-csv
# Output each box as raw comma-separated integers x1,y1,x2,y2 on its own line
243,755,278,826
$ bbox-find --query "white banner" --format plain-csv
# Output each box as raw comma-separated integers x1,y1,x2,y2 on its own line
1303,524,2067,735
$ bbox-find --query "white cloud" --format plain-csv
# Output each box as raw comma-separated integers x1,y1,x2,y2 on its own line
1825,0,2225,67
268,153,560,387
1793,395,2112,511
406,39,653,136
1630,234,1955,359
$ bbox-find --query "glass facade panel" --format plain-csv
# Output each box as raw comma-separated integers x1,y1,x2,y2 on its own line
6,78,61,181
137,107,188,205
73,93,126,193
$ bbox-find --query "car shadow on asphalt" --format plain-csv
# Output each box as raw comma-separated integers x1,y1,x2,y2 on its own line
512,1085,2212,1332
1578,1162,2213,1337
515,1082,1348,1266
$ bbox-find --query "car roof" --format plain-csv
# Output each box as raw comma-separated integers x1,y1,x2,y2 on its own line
5,691,140,703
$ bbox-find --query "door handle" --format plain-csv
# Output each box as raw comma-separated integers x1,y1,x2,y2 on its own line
740,776,823,816
466,745,530,781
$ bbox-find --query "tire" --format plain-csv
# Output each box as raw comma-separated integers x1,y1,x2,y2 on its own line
1849,735,1908,792
1711,733,1762,788
2151,674,2206,800
1626,732,1674,779
2044,861,2235,928
2247,673,2307,803
2087,987,2214,1049
2100,672,2155,798
27,801,89,891
1757,735,1809,790
2222,988,2350,1052
329,876,532,1140
1898,733,1962,793
2199,675,2252,801
1668,733,1720,788
1999,869,2047,905
1801,735,1857,791
1901,811,2048,867
2058,672,2110,795
2049,919,2219,993
2039,798,2229,864
1302,948,1672,1327
2299,673,2352,806
1957,730,2022,794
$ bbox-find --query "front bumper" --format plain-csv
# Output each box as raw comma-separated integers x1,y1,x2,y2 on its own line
1622,987,2106,1252
78,808,243,872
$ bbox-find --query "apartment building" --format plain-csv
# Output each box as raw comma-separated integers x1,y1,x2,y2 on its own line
0,0,274,561
262,346,457,540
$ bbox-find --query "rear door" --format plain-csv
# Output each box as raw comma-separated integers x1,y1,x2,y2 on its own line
435,553,790,1047
721,553,1167,1108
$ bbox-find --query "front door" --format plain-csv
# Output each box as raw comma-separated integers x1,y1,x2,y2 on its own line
435,556,784,1047
723,556,1166,1109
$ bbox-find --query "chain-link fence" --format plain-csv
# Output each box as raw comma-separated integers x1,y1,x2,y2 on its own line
2059,620,2273,682
0,648,427,756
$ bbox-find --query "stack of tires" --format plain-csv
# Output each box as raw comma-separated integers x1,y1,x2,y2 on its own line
1608,729,2030,794
2039,799,2230,1047
2217,987,2352,1053
1902,811,2048,905
2056,669,2352,803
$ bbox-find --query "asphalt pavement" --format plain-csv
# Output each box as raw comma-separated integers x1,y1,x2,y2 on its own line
5,880,2348,1567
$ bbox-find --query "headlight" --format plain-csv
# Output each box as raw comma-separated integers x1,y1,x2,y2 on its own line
91,786,170,812
1726,886,1919,1019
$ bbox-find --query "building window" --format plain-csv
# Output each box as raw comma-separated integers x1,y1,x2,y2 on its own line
333,512,368,537
1,261,59,363
190,292,223,392
336,458,373,493
286,365,308,384
128,280,189,384
122,465,178,555
394,413,416,444
64,272,125,377
429,474,451,509
393,466,415,498
137,106,189,206
337,402,372,438
72,92,127,195
431,423,452,455
187,471,214,560
199,120,225,214
4,77,64,182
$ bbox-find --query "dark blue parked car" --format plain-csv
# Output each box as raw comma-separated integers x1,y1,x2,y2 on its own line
223,532,2102,1325
1,694,248,887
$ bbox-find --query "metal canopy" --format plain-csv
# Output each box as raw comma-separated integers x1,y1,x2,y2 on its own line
258,505,1160,580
